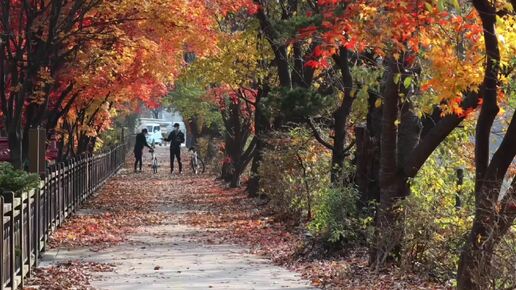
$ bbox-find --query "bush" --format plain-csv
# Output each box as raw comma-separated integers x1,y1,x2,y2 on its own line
259,127,331,222
198,137,224,175
0,162,40,196
402,128,475,284
309,186,362,244
259,127,367,245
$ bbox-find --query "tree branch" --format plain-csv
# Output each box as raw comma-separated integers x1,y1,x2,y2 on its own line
306,118,333,150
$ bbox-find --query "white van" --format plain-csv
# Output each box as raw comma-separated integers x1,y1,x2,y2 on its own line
138,123,163,146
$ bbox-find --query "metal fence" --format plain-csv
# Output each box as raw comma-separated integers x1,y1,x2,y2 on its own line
1,141,128,290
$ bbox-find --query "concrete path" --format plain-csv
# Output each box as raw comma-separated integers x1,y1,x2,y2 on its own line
38,148,315,290
41,222,313,290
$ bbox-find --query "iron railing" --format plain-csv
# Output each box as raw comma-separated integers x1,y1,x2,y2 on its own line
1,141,128,290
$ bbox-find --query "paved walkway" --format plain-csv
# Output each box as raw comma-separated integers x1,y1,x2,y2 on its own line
38,147,315,290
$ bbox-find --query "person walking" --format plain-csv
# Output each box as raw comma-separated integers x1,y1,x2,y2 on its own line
134,129,153,173
165,123,185,174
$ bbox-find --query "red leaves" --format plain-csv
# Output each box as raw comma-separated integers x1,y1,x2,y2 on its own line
298,25,318,38
318,0,341,5
24,261,114,290
48,174,168,250
305,59,329,69
246,3,260,15
48,214,126,250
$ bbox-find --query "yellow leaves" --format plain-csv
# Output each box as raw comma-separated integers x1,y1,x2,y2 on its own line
420,32,484,115
185,29,273,89
496,14,516,72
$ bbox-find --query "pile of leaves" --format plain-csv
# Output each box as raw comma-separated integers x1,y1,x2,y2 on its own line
24,261,114,290
48,172,169,250
49,213,127,249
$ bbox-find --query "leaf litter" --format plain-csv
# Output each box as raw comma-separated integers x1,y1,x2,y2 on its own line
28,149,450,290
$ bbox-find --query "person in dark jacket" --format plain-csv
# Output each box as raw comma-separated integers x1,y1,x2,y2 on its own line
134,129,153,172
165,123,185,173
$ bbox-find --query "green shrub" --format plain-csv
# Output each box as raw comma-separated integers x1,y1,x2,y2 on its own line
403,127,475,283
309,186,362,244
0,162,40,195
259,127,367,245
259,127,331,222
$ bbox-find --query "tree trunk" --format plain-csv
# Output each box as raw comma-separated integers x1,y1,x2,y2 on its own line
331,106,348,183
7,129,23,169
355,125,379,209
187,117,200,148
457,109,516,289
371,58,403,268
331,47,354,184
456,211,504,290
230,168,242,188
247,137,263,195
457,185,515,290
356,92,383,211
248,87,268,196
456,1,505,288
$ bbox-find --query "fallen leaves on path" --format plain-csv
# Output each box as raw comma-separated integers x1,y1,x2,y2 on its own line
24,261,114,290
48,174,169,249
36,149,449,290
174,176,450,289
49,214,125,249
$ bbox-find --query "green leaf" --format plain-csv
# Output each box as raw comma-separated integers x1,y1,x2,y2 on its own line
394,73,401,84
437,0,445,11
451,0,461,12
425,2,433,12
403,76,412,89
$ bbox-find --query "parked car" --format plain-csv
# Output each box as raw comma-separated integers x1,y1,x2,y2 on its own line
137,123,163,146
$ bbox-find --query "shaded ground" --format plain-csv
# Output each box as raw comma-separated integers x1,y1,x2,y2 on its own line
25,147,314,290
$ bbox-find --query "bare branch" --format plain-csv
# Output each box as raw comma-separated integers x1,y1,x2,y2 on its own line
306,117,334,150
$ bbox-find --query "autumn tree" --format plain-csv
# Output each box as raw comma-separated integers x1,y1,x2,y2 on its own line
301,0,512,271
0,0,105,168
455,0,516,288
172,19,272,187
0,0,256,165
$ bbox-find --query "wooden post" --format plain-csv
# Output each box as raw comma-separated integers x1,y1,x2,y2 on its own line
27,127,46,177
456,168,464,209
5,192,15,289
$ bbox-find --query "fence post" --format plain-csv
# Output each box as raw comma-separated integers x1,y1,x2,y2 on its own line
42,172,48,252
50,165,55,231
4,192,15,289
26,190,32,280
456,168,464,209
35,184,41,267
60,162,65,221
19,191,25,288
